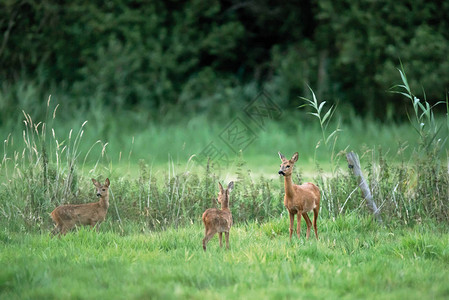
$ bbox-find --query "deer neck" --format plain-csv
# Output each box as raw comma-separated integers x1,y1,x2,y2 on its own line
284,175,295,199
99,194,109,209
220,198,230,211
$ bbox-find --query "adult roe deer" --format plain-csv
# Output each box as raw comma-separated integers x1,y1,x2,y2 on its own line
50,178,110,236
278,152,320,241
202,181,234,251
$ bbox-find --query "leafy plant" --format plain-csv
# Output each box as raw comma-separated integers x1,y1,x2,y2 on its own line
299,86,343,170
390,62,447,154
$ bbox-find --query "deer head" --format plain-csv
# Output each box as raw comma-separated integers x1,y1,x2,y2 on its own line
278,152,298,176
92,178,110,198
218,181,234,208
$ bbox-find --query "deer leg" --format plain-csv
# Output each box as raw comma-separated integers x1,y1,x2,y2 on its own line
302,213,312,240
203,224,209,251
313,207,319,239
50,214,62,237
62,220,75,235
289,212,295,241
202,230,215,252
296,212,302,240
218,232,223,248
225,232,230,250
51,224,60,237
60,225,68,235
91,221,100,232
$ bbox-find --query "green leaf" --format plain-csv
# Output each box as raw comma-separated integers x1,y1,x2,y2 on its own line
425,124,443,150
308,112,320,119
322,105,334,124
446,93,449,130
417,100,426,113
298,96,314,108
309,86,318,106
325,129,341,145
398,68,410,94
317,101,326,114
391,91,412,100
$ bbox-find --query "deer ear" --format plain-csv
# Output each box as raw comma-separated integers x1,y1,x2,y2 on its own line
105,178,110,187
218,182,224,193
227,181,234,192
278,151,286,161
92,178,99,186
291,152,299,162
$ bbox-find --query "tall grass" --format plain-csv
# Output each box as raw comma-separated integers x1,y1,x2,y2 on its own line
0,98,109,232
299,86,341,166
0,69,448,233
300,67,449,225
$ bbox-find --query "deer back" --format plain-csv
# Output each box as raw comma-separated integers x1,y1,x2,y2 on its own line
51,201,107,226
285,182,320,213
202,208,232,232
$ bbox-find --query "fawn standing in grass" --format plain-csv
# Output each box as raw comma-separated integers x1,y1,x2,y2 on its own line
202,181,234,251
278,152,320,241
50,178,110,236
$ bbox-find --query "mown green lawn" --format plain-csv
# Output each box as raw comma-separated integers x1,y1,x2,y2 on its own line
1,215,448,299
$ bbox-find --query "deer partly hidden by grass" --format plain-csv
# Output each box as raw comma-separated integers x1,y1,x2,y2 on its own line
278,152,320,241
50,178,110,236
202,181,234,251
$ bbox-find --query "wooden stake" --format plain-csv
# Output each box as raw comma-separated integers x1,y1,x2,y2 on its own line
346,151,382,223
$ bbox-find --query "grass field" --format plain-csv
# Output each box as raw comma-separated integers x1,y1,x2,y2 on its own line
1,80,448,299
1,215,448,299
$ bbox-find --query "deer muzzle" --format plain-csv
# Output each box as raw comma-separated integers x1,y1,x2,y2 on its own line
278,170,285,176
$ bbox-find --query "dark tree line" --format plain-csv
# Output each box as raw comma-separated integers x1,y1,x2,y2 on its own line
1,0,448,123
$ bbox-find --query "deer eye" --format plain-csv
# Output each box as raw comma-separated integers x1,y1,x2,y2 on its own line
286,165,290,168
102,189,105,191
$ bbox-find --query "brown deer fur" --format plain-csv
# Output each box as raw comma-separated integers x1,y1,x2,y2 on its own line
50,178,110,236
202,181,234,251
278,152,320,240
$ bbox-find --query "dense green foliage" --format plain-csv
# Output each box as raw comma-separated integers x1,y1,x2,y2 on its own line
1,0,449,125
1,217,449,299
